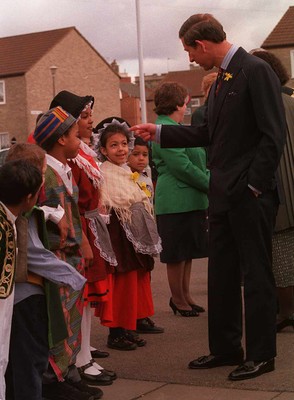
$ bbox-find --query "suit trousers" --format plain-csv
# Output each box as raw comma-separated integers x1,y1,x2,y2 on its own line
208,188,277,361
5,294,49,400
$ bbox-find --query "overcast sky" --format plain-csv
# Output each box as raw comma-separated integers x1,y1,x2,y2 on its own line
0,0,293,78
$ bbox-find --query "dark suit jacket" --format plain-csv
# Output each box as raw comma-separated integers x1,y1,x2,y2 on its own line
161,48,286,213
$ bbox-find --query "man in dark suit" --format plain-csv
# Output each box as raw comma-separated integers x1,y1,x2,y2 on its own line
131,13,286,380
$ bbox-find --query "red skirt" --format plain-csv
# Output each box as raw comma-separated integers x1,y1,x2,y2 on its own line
83,275,113,324
95,269,154,330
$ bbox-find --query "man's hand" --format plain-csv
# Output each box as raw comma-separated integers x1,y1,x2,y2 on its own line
248,184,261,198
130,123,157,142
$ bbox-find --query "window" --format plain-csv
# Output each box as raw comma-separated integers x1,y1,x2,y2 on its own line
184,106,191,116
0,132,9,149
291,50,294,78
190,98,200,108
0,81,5,104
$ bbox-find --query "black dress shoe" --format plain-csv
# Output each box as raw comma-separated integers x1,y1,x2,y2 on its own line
68,380,103,399
136,317,164,333
42,381,95,400
89,359,117,380
276,315,294,332
228,359,275,381
90,349,110,358
78,363,113,386
189,351,244,369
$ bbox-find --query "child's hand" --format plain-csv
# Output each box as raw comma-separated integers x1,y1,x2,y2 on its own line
58,215,69,248
81,232,93,268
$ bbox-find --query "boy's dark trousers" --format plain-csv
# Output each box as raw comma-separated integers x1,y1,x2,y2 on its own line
5,294,49,400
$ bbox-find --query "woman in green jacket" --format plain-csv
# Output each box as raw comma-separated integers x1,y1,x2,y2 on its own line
152,82,210,317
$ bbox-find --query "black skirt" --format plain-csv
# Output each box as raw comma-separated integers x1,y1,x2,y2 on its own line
156,210,208,263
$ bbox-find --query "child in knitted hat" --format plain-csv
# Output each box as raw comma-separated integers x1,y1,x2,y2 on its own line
49,92,117,385
34,107,103,400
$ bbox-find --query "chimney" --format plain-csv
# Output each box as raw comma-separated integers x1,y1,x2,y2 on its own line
111,59,119,74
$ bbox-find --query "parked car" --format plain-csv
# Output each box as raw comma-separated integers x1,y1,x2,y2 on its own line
0,148,9,166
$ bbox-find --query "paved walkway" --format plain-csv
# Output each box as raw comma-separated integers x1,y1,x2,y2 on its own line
91,258,294,400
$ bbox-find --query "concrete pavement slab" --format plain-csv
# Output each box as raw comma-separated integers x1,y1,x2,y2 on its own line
98,379,165,400
100,380,286,400
90,258,294,398
275,394,294,400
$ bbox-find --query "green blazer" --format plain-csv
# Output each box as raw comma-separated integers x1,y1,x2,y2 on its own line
153,115,210,215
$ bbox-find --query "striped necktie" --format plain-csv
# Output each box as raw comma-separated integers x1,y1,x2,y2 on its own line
215,67,225,96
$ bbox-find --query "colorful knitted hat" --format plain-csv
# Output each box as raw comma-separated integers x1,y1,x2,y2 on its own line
33,106,76,149
50,90,94,118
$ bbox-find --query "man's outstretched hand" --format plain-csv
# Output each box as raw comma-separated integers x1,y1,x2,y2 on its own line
130,123,157,142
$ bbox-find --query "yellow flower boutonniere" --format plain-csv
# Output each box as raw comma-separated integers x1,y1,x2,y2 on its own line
224,72,233,81
130,172,151,197
130,171,140,182
138,181,151,198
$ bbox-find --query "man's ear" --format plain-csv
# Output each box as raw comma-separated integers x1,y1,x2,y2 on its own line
195,40,206,52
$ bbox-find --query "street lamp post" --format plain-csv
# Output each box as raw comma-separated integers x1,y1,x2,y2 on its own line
49,65,58,97
135,0,147,123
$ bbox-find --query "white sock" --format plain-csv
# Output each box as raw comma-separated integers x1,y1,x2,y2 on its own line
83,365,101,376
76,304,102,376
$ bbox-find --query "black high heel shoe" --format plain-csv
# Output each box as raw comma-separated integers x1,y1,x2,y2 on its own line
189,303,205,313
169,298,199,317
276,316,294,332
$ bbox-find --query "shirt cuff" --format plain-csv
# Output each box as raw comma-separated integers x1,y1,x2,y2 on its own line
155,125,162,144
248,184,262,195
41,205,65,224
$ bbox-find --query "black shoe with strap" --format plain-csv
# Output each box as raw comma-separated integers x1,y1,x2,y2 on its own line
125,330,147,346
107,334,137,350
90,349,110,358
78,362,113,386
89,359,117,380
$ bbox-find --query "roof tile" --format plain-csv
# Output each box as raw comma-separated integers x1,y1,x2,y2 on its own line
0,27,73,77
262,6,294,48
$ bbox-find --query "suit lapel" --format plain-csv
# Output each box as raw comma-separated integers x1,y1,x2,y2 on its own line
208,47,247,139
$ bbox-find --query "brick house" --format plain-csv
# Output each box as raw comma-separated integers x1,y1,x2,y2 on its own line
261,6,294,88
120,79,142,126
0,27,120,146
119,76,154,126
